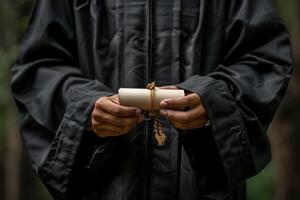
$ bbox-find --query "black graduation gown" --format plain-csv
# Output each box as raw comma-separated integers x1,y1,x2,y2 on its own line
10,0,292,199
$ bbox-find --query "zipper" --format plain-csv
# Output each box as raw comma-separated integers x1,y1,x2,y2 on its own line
146,0,153,83
144,0,153,199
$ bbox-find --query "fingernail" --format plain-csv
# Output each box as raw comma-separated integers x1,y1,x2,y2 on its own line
160,110,167,116
161,101,168,108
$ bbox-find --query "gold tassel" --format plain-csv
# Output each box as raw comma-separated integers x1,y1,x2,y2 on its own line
147,81,167,146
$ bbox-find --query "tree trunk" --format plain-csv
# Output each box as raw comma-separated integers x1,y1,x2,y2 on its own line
270,1,300,199
1,0,22,199
4,92,22,200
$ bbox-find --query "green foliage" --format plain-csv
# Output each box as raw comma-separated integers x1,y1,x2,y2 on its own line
0,1,35,199
247,163,275,200
0,44,18,200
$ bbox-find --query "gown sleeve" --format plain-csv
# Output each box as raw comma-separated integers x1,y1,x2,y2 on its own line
177,0,293,196
10,0,115,198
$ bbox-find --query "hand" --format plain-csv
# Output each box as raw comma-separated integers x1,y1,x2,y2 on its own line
91,94,144,137
159,85,208,131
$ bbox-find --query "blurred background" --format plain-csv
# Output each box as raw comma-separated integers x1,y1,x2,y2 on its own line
0,0,299,199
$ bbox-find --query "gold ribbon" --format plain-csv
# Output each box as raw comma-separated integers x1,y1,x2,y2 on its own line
147,81,167,146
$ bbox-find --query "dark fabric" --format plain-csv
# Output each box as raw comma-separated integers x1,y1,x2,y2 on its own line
10,0,292,199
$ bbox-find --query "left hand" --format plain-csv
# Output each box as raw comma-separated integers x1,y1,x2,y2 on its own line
159,85,208,131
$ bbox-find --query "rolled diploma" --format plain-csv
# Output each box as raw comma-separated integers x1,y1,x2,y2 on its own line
118,88,185,110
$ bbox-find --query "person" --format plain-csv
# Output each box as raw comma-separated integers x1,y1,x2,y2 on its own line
10,0,292,199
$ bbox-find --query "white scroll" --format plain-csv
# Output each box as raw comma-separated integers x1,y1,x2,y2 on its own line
118,87,185,110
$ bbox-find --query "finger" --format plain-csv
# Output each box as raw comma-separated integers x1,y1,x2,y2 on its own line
94,129,127,138
92,118,136,137
94,124,132,136
92,120,125,133
160,93,201,109
186,117,208,128
160,104,206,123
93,113,144,128
95,97,141,117
107,95,120,104
178,114,208,130
92,120,120,138
92,109,140,127
167,107,208,130
172,121,192,131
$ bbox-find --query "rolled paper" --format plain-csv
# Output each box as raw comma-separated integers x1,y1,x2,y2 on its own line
118,87,185,110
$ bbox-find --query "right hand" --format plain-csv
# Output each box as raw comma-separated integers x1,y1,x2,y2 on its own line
91,94,144,138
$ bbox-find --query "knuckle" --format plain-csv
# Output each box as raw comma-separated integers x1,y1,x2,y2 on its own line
95,98,105,108
192,95,201,105
95,100,101,107
188,94,196,100
193,94,201,101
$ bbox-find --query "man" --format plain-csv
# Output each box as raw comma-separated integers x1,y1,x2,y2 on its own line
11,0,292,199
